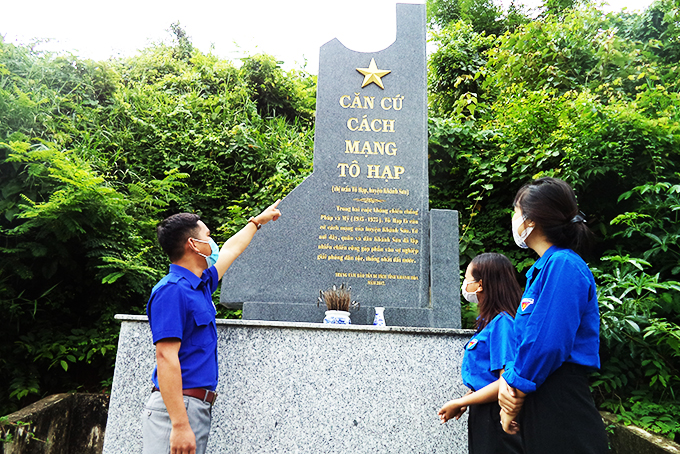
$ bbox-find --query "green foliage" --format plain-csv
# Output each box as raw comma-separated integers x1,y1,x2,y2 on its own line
0,416,47,444
613,180,680,276
169,22,194,63
78,47,315,230
428,21,496,118
427,0,530,35
539,0,589,19
240,54,316,122
0,140,181,413
594,256,680,395
427,0,680,437
428,117,523,268
485,8,643,96
459,0,504,35
429,2,680,262
0,30,314,415
592,256,680,439
428,0,463,28
482,5,680,109
615,400,680,441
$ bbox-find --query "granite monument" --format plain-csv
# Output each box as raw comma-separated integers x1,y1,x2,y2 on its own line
221,3,460,328
103,6,470,453
102,316,473,454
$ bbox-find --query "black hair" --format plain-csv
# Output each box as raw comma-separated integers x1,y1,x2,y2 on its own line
469,252,522,330
513,177,593,255
156,213,200,262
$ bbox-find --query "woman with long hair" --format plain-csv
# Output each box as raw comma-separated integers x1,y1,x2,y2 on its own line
439,252,523,454
499,177,608,453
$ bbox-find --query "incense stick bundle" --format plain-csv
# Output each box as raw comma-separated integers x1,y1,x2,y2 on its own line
317,283,359,311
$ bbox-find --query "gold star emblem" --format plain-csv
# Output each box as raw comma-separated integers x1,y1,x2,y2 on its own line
356,58,391,89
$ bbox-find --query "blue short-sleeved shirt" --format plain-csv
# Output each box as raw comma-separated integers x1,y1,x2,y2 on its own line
503,246,600,394
147,264,219,391
461,311,516,392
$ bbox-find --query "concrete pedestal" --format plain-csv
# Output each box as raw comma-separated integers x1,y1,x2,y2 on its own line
103,315,473,453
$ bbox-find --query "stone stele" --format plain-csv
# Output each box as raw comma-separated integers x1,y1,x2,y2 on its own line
220,3,460,328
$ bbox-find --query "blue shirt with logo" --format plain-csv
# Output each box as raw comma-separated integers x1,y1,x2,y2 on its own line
461,311,516,392
503,246,600,394
147,264,219,391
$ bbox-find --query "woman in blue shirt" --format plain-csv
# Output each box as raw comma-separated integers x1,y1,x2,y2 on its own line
439,252,523,454
499,177,608,453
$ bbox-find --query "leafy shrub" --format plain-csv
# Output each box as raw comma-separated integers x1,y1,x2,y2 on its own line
592,255,680,440
428,21,496,118
0,34,314,415
0,140,183,412
427,0,680,438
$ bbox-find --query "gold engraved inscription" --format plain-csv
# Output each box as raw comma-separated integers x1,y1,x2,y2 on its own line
316,201,422,288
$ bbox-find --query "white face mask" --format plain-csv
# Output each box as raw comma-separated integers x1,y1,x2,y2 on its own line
192,237,220,267
512,215,534,249
461,279,480,304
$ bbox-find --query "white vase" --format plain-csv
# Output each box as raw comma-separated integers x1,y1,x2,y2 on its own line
323,310,351,324
373,307,386,326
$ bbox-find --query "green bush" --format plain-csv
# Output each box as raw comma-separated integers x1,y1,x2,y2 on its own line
0,35,314,415
427,0,680,438
0,140,179,408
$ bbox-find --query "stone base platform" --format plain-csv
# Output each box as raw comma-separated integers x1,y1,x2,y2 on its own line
103,315,473,453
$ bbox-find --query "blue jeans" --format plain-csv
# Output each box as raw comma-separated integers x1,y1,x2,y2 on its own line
141,391,212,454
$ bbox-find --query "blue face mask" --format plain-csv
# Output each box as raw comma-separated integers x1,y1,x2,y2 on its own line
192,238,220,268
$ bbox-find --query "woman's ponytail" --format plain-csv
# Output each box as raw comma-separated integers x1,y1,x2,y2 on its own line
514,178,594,255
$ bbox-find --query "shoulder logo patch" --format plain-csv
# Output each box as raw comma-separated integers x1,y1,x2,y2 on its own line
520,298,535,312
466,339,479,350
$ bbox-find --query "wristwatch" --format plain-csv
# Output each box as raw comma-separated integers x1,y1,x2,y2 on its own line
248,217,261,230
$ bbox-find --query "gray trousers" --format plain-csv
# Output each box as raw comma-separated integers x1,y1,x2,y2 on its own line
141,391,212,454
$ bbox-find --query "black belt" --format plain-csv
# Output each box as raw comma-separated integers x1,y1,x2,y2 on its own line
152,386,217,405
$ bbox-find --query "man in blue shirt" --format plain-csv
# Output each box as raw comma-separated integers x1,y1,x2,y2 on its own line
142,201,281,454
